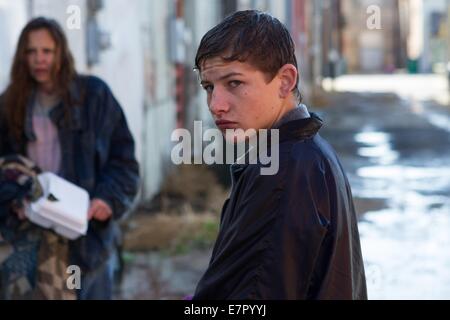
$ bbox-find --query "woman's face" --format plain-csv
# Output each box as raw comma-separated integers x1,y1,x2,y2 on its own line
26,28,58,90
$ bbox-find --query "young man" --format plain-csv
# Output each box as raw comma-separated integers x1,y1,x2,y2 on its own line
193,10,367,299
0,17,139,299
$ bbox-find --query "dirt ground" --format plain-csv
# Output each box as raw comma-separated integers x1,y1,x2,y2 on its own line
114,164,228,299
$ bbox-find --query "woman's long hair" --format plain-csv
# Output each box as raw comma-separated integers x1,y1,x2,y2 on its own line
3,17,77,145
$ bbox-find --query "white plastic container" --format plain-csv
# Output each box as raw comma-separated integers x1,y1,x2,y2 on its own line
25,172,89,240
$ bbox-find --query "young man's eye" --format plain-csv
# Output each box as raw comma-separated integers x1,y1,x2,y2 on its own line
228,80,242,88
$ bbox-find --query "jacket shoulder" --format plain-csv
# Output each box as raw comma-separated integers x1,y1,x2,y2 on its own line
288,135,340,166
77,74,111,94
76,75,122,117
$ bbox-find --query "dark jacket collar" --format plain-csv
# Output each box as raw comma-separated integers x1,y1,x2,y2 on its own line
277,112,323,143
230,112,323,186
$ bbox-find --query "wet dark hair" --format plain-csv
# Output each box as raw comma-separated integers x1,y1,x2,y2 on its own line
195,10,301,102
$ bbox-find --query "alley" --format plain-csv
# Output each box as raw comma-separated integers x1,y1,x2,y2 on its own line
1,0,449,303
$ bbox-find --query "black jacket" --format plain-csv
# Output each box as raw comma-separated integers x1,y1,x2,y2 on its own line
193,114,367,300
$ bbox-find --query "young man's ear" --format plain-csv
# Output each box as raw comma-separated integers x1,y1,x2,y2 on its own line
277,64,298,99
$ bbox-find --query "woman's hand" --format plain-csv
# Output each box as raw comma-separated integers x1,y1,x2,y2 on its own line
88,198,113,221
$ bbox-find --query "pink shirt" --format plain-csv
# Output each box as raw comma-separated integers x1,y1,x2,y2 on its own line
27,102,61,174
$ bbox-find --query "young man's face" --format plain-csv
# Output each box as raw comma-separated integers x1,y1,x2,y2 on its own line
26,28,57,90
200,57,286,143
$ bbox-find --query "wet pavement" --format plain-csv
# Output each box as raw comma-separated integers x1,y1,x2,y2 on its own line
319,75,450,299
115,249,212,299
115,75,450,300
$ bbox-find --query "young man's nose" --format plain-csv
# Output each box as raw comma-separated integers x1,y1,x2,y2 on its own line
209,89,230,116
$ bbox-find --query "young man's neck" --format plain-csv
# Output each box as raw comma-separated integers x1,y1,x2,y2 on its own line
272,96,298,126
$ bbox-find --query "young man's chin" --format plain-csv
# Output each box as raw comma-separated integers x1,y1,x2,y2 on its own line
223,134,242,145
221,130,258,145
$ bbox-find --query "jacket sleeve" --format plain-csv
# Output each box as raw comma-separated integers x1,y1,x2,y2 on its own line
91,83,140,220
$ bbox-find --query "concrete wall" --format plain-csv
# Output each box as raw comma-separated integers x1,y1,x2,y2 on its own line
0,0,29,91
140,0,177,200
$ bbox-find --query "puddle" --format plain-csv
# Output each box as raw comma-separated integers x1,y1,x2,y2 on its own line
427,113,450,133
360,196,450,299
355,130,399,165
356,163,450,299
354,124,450,299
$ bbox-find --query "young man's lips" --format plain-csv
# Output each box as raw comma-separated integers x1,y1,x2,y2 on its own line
215,120,237,129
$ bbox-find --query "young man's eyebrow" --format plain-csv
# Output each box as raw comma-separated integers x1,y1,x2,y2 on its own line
201,72,244,85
